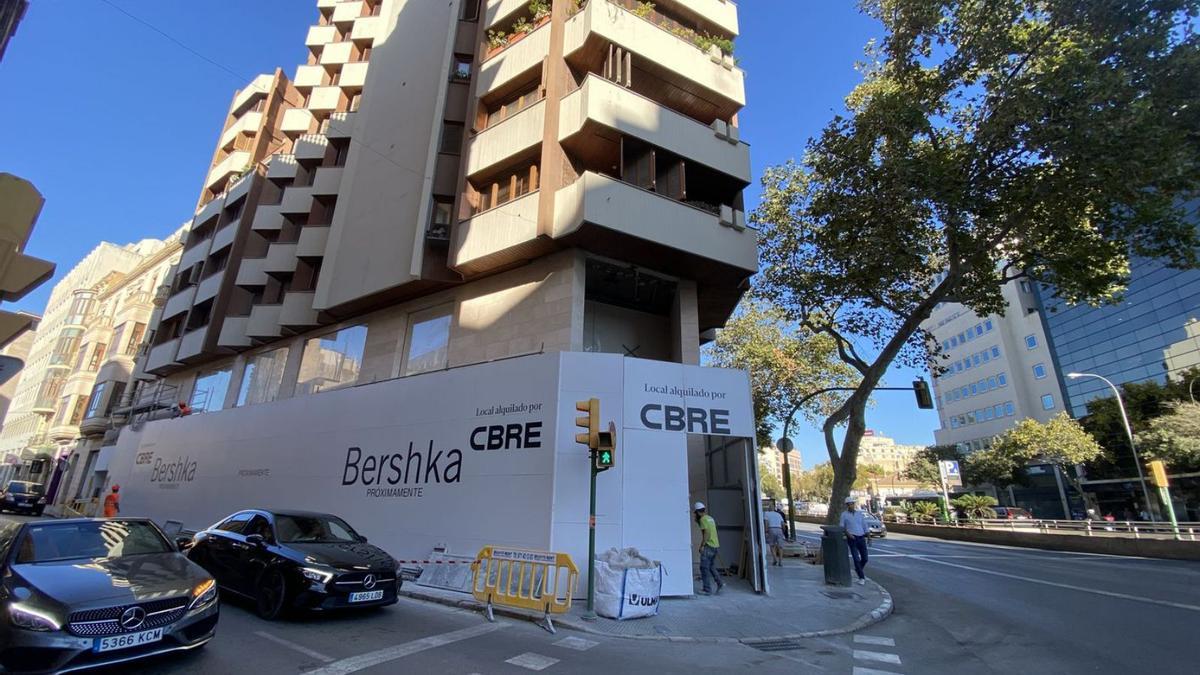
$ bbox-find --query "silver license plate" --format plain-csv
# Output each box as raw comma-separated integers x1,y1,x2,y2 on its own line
349,590,384,603
94,627,164,652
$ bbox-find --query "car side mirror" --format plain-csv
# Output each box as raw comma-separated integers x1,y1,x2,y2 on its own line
245,534,266,546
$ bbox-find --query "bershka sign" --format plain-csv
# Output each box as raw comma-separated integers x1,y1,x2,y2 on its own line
106,352,754,598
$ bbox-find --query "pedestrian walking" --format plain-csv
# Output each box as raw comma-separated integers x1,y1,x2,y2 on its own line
103,484,120,518
763,507,785,566
776,506,790,540
693,502,724,595
840,497,869,585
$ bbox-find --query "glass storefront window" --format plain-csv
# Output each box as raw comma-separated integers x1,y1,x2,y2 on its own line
297,325,367,395
191,367,232,413
236,347,290,407
404,307,451,376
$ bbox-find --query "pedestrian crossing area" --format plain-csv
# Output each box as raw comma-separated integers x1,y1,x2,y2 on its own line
851,634,903,675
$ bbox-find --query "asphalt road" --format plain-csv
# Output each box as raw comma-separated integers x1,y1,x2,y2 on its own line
783,522,1200,674
4,512,1197,673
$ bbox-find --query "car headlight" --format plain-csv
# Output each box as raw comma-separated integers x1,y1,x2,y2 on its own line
300,566,334,584
9,603,60,632
189,579,217,610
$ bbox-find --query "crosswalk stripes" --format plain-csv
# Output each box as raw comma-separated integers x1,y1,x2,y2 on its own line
851,633,902,674
854,649,902,664
853,635,895,647
505,652,561,671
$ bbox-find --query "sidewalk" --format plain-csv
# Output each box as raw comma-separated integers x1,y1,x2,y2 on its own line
400,556,892,644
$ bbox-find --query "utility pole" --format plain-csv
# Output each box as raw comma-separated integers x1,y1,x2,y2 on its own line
576,400,614,620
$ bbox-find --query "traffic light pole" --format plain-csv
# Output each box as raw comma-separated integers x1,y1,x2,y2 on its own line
584,454,598,620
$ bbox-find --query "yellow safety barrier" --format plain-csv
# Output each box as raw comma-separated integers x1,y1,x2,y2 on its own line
471,546,578,633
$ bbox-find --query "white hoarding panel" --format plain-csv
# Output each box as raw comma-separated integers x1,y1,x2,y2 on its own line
623,357,754,438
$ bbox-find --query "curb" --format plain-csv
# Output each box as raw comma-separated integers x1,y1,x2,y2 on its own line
399,580,894,645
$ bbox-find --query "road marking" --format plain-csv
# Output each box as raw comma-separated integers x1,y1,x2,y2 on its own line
304,623,507,675
255,631,334,663
506,652,560,671
553,636,600,651
854,649,902,665
853,635,895,647
909,555,1200,612
853,667,904,675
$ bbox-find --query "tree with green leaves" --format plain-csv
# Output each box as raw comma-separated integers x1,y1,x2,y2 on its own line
952,493,998,520
708,301,858,449
759,464,786,501
907,500,941,524
904,445,965,488
794,463,836,502
971,413,1104,505
752,0,1200,523
1137,402,1200,471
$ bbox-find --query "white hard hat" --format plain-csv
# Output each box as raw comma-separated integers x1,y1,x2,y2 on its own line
693,502,706,511
845,497,857,504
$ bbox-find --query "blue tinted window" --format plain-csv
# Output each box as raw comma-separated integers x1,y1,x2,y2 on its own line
1041,394,1055,410
1025,335,1038,349
984,319,994,331
998,373,1008,386
991,346,1001,358
988,376,997,389
1005,402,1015,416
1033,364,1047,379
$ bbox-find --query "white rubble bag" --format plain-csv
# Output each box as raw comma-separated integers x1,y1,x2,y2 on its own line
593,547,663,620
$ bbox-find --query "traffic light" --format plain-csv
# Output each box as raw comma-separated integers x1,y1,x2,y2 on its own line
1148,459,1169,488
594,423,616,471
913,378,934,409
575,398,599,449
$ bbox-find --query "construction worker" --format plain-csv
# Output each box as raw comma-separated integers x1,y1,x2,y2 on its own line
103,484,120,518
693,502,724,595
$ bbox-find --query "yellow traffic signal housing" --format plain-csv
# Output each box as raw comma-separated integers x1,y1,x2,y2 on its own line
595,422,616,471
575,398,599,449
1148,459,1169,488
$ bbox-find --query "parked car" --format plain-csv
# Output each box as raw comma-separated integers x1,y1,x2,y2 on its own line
187,509,400,620
0,480,47,516
864,514,887,538
0,518,219,674
992,506,1034,520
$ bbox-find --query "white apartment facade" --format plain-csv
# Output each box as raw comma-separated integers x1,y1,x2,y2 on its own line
923,279,1065,451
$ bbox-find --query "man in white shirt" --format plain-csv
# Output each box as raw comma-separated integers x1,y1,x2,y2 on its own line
763,508,785,566
839,497,869,585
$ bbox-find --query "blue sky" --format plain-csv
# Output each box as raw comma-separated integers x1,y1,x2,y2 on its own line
0,1,940,464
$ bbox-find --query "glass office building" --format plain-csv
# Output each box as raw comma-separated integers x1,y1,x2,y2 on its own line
1039,258,1200,417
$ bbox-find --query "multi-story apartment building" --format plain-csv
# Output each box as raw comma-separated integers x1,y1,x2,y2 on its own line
49,231,185,514
760,444,801,486
111,0,760,597
923,279,1065,452
0,239,168,478
858,430,921,477
141,0,752,415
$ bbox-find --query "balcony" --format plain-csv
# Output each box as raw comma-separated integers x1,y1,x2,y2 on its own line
484,0,529,29
477,21,551,96
247,304,283,340
350,15,383,42
227,169,255,203
232,74,274,113
281,108,318,136
177,327,208,361
325,112,358,140
294,64,329,89
675,0,739,36
320,41,355,66
280,291,320,328
565,0,744,119
294,134,329,161
235,257,268,287
178,237,211,271
465,99,545,177
306,25,339,47
210,219,239,254
78,416,109,438
206,151,251,190
161,285,197,321
264,243,299,275
145,338,181,373
451,191,541,274
251,204,285,232
220,111,263,148
279,186,315,215
217,316,252,349
195,270,224,304
559,75,750,183
297,226,330,259
266,154,299,180
308,86,345,113
48,423,80,443
340,61,369,89
331,0,366,25
553,171,755,273
312,166,344,196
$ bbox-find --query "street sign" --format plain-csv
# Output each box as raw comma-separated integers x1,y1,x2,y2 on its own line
777,437,794,452
939,460,963,487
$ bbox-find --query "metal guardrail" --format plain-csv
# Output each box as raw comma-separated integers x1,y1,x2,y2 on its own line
882,515,1200,541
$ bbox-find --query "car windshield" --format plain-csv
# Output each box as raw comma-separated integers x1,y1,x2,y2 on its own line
274,514,360,544
6,481,42,495
16,521,172,563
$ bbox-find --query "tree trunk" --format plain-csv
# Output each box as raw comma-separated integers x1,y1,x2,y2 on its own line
824,399,869,525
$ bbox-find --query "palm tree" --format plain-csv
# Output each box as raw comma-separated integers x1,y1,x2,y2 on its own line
952,494,998,521
907,500,941,524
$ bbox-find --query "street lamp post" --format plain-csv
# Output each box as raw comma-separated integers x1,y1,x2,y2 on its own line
1066,372,1155,522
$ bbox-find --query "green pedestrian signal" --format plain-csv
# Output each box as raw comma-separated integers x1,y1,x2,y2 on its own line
594,423,616,471
596,449,614,468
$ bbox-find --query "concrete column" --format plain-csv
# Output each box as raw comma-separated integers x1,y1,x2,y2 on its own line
536,0,573,236
671,281,700,365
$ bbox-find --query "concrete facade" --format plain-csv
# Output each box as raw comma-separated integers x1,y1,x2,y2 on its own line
0,174,55,347
922,279,1065,452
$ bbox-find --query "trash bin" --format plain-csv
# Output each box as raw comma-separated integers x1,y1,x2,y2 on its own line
820,525,851,586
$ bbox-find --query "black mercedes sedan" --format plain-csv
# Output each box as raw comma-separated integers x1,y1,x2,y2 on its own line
0,480,47,516
186,509,399,620
0,518,219,674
